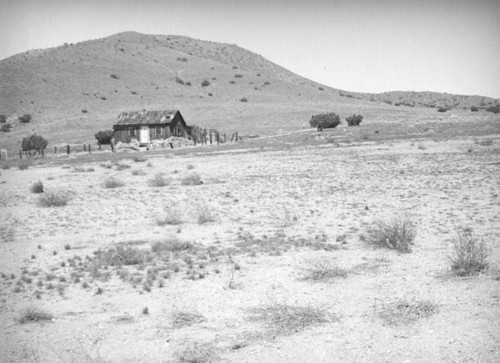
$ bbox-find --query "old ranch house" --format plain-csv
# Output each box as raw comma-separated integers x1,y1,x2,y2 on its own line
112,110,190,145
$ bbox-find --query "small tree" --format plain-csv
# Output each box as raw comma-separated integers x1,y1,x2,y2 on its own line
309,113,341,129
486,104,500,114
346,114,363,126
18,113,32,123
95,130,114,151
21,134,48,155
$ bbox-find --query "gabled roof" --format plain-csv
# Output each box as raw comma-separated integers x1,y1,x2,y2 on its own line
115,110,179,126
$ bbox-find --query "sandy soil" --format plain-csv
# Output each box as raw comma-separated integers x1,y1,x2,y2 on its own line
0,131,499,362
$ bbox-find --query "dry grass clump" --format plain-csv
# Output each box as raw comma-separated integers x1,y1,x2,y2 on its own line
449,227,489,276
156,204,183,225
301,257,349,281
364,215,416,253
378,298,438,325
18,306,53,324
171,310,207,328
197,204,217,225
133,156,147,163
148,173,170,187
173,341,219,363
73,166,95,172
181,172,202,186
151,239,196,254
103,177,124,188
115,162,131,170
18,161,32,170
30,181,44,194
93,246,152,267
38,191,70,207
132,169,146,176
249,302,335,337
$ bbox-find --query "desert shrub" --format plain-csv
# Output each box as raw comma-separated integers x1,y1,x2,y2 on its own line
309,113,341,129
0,114,6,123
1,123,11,132
18,306,53,324
185,81,192,86
151,239,196,254
103,177,124,188
18,113,32,123
94,130,114,151
301,257,348,281
81,109,88,113
449,227,489,276
110,74,119,79
249,303,334,337
148,173,170,187
264,81,270,85
171,310,206,328
470,106,479,112
234,74,243,78
240,97,248,103
30,181,44,194
175,76,185,85
181,173,202,185
197,204,217,225
364,215,416,253
437,107,449,113
229,80,236,84
94,246,150,267
133,156,146,162
174,341,218,363
21,134,48,153
346,114,363,126
156,204,183,225
378,298,438,325
132,169,146,176
318,87,324,91
18,160,32,170
201,80,210,87
486,104,500,114
38,191,69,207
114,162,131,170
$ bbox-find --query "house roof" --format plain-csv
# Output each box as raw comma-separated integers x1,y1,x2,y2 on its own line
115,110,179,126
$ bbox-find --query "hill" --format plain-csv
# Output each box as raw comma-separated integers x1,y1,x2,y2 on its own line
0,31,498,150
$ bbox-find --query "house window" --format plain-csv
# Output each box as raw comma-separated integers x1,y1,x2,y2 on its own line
156,126,162,136
128,127,136,137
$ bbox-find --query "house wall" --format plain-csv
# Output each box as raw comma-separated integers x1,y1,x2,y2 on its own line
113,127,139,144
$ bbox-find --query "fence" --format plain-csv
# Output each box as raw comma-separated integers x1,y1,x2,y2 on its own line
1,130,241,161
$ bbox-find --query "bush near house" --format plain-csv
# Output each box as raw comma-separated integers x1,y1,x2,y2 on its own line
21,134,48,154
309,113,341,129
95,130,115,151
18,113,32,123
346,114,363,126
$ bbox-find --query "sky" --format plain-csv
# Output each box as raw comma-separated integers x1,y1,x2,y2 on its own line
1,0,499,98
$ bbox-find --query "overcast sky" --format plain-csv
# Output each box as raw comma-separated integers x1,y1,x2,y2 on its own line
1,0,499,98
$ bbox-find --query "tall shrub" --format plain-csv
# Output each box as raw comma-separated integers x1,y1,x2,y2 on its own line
95,130,115,151
21,134,48,154
309,113,341,129
346,114,363,126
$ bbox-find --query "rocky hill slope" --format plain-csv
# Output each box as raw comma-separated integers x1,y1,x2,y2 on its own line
0,31,498,148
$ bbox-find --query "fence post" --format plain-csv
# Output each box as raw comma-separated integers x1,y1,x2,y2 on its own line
66,145,70,155
19,150,22,159
54,146,57,154
224,133,226,143
209,131,212,145
89,144,91,153
84,144,87,152
41,149,44,157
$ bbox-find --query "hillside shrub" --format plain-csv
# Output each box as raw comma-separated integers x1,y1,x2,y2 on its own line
18,113,32,123
201,80,210,87
346,114,363,126
95,130,114,151
21,134,48,154
0,114,6,123
110,74,119,79
240,97,248,103
38,191,70,207
437,107,449,113
470,106,479,112
1,123,11,132
175,76,185,85
309,113,341,129
486,104,500,114
234,74,243,78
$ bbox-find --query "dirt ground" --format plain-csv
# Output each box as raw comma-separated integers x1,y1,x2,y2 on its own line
1,127,499,362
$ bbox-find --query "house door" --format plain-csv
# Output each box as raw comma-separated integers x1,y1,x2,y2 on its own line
139,126,150,144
